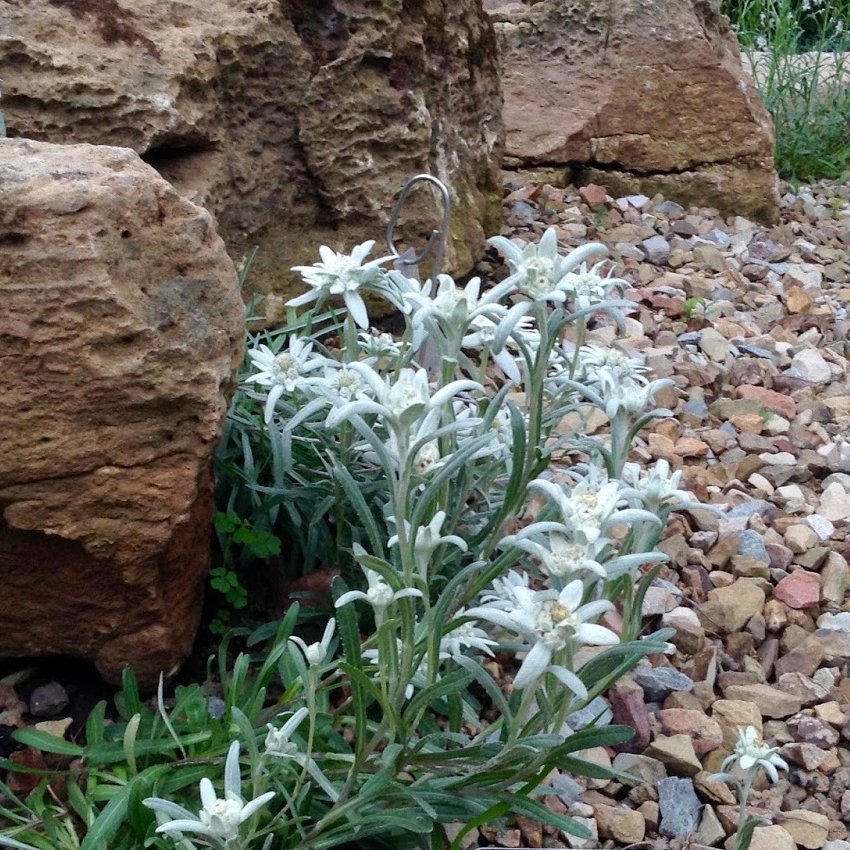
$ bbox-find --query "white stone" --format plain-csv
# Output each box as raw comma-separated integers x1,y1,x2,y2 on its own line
818,481,850,521
807,514,835,540
788,348,832,383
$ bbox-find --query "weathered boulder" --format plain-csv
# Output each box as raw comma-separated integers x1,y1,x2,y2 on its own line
484,0,779,223
0,0,503,302
0,138,245,685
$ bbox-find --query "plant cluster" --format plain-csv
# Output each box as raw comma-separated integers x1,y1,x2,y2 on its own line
723,0,850,180
709,725,790,850
1,226,699,850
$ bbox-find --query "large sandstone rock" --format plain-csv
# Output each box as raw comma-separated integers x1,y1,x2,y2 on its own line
485,0,780,223
0,138,245,685
0,1,503,302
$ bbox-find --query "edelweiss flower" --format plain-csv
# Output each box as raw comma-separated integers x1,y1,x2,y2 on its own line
404,273,517,338
289,618,335,667
440,610,498,659
488,228,609,303
462,312,538,383
579,346,648,382
289,240,391,329
719,725,789,784
358,330,403,363
624,459,693,511
528,474,659,544
468,576,618,691
335,567,422,613
503,530,607,580
559,260,629,312
529,477,622,543
265,707,309,759
325,362,481,433
247,336,324,423
144,741,274,848
388,511,468,580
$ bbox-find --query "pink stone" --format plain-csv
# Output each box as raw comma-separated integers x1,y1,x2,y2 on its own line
736,385,797,419
611,687,652,753
580,183,609,207
774,570,821,609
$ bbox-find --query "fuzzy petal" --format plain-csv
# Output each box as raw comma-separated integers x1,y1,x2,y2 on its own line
334,590,370,608
546,664,588,701
238,791,276,823
199,777,217,811
575,622,620,646
263,384,286,424
345,290,370,330
513,641,552,690
224,741,242,799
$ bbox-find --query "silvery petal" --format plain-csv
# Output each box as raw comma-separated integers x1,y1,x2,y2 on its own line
224,740,242,799
142,798,198,822
156,819,214,837
238,791,276,823
287,290,320,307
334,590,369,608
513,642,552,689
263,384,285,424
345,291,370,330
199,777,217,810
575,623,619,645
546,665,588,700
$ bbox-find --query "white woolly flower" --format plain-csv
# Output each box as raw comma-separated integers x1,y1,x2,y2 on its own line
559,259,629,312
462,311,538,383
579,346,648,382
503,531,607,580
247,336,324,423
314,363,373,404
528,474,661,545
718,726,789,784
439,610,498,659
488,228,609,303
388,511,468,580
529,476,623,543
325,362,482,432
404,273,517,334
144,741,275,848
289,240,391,329
335,567,422,613
468,575,618,691
289,618,336,667
624,459,693,510
264,707,310,759
358,331,403,362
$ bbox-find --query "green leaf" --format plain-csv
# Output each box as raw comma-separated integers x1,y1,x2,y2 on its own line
0,837,42,850
11,729,84,757
79,781,132,850
85,700,108,747
213,510,242,534
331,461,385,557
404,669,473,724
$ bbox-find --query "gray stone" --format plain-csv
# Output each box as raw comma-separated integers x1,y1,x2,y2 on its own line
633,665,695,702
29,682,69,717
738,529,770,563
567,696,613,730
727,500,773,518
657,776,703,838
640,234,672,264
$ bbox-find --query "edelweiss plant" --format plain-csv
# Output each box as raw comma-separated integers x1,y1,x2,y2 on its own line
0,210,702,850
709,725,790,850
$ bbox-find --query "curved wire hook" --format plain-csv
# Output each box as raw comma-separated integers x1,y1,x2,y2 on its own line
386,173,451,280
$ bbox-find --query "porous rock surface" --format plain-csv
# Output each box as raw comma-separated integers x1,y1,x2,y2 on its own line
0,138,245,685
484,0,780,224
0,0,503,300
